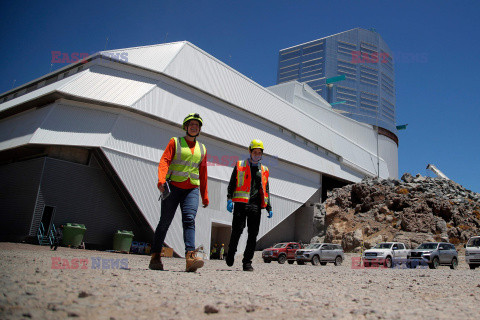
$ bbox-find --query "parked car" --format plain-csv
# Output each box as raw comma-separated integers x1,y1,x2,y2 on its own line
408,242,458,269
465,236,480,270
362,242,410,268
262,242,302,264
295,243,344,266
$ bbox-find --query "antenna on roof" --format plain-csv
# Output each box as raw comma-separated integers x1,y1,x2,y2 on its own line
104,37,109,50
50,63,53,73
11,79,16,90
164,32,168,43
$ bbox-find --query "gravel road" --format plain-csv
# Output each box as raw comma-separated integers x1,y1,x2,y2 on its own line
1,242,479,319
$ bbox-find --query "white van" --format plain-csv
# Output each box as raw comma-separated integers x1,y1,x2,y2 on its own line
465,236,480,270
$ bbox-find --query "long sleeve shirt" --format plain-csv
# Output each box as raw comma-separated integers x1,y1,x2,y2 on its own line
157,138,209,206
227,160,272,212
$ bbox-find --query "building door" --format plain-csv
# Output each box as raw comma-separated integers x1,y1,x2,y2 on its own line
40,205,56,235
210,222,230,260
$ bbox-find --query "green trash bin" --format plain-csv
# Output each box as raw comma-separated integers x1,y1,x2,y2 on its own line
62,223,86,247
113,230,134,252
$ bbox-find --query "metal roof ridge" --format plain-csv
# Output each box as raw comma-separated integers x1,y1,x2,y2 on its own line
169,42,382,161
100,41,187,54
161,42,187,73
0,53,102,98
279,28,361,51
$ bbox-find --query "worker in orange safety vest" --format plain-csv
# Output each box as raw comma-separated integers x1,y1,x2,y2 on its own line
225,139,273,271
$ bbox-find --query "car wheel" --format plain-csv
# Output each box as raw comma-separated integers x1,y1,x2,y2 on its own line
406,259,412,268
429,257,439,269
278,255,286,264
384,256,392,268
469,264,477,270
450,257,458,270
263,259,271,263
312,255,320,266
288,260,295,264
297,261,305,265
334,256,343,266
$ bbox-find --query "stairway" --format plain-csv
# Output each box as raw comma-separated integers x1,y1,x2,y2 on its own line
37,222,56,246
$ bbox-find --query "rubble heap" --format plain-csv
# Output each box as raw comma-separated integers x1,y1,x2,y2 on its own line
312,173,480,252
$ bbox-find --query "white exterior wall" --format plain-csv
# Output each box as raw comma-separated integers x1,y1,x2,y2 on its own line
0,41,399,257
379,135,399,179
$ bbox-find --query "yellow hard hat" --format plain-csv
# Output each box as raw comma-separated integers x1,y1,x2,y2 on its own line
182,113,203,130
249,139,264,151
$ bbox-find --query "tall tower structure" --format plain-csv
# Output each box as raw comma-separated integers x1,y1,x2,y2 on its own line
277,28,396,134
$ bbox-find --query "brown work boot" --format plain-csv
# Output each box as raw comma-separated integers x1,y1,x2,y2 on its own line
185,251,204,272
148,253,164,270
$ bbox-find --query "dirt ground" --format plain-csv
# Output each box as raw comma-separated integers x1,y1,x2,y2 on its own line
0,242,479,319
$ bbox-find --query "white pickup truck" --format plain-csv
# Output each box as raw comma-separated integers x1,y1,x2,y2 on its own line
362,242,410,268
465,236,480,270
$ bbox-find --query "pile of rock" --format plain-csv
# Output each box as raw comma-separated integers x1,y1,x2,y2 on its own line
312,173,480,252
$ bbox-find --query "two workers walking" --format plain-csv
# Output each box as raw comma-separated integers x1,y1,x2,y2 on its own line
149,113,273,272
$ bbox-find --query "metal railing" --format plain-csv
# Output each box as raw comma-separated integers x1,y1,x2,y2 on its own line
37,222,57,246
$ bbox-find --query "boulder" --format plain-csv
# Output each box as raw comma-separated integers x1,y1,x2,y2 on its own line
364,235,384,248
311,173,480,252
401,173,414,183
393,232,434,249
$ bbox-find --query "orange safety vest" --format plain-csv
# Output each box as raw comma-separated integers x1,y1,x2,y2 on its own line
232,160,269,208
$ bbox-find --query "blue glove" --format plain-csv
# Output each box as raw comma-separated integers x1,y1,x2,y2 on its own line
227,200,233,213
267,211,273,218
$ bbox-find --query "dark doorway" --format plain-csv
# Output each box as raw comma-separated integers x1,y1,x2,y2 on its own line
210,222,230,260
321,174,349,203
41,205,56,234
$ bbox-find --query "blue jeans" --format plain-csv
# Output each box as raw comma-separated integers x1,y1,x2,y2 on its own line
152,184,199,254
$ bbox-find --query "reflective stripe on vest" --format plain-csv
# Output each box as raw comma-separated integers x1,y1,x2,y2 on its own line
232,160,269,208
167,137,205,185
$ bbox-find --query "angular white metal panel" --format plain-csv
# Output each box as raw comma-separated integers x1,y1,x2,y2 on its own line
102,146,310,258
287,84,377,153
0,107,50,151
200,134,321,203
269,82,391,176
102,146,207,258
269,163,320,203
101,42,186,74
269,81,331,110
0,71,87,113
101,147,160,223
266,82,295,103
131,82,368,182
162,43,388,178
104,113,179,162
30,103,118,147
257,195,304,240
104,109,321,204
2,41,390,179
100,110,320,256
379,135,398,178
296,82,332,109
58,65,157,106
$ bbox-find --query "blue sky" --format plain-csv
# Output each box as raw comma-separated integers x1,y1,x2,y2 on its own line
1,0,479,192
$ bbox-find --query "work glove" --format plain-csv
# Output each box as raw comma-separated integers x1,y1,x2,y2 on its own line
227,200,233,213
267,211,273,219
